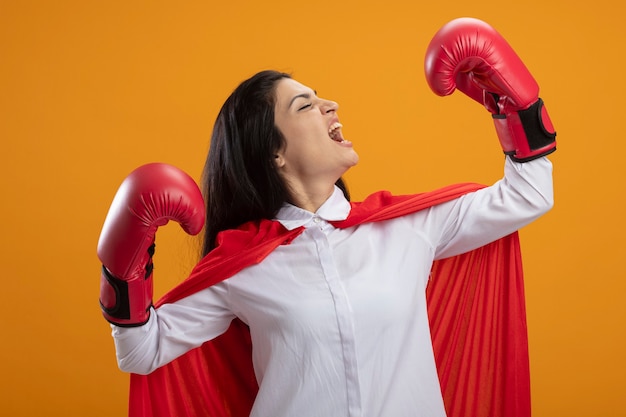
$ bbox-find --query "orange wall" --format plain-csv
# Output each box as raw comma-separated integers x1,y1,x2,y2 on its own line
1,1,625,416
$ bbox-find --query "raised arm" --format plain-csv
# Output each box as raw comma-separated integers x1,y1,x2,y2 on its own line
98,164,235,375
421,17,556,258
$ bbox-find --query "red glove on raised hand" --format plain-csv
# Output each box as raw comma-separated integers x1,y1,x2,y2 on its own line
424,17,556,162
97,163,205,327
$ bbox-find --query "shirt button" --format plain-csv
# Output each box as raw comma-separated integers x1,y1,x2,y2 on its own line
313,216,321,223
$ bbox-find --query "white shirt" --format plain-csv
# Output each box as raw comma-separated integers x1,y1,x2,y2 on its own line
113,157,553,417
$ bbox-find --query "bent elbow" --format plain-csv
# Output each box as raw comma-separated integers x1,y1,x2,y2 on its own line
538,174,555,215
537,191,554,216
117,356,156,375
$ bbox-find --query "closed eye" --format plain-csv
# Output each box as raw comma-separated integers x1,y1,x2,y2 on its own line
289,89,318,111
298,103,312,111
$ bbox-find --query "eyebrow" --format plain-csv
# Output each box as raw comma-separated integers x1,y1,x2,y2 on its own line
287,90,318,109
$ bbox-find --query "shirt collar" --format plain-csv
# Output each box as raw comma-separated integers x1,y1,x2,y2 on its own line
275,186,351,230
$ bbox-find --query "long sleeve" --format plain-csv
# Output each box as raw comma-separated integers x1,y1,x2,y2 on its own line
117,159,553,417
112,283,236,375
420,156,553,260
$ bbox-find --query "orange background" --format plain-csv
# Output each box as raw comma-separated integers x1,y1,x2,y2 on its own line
1,1,625,416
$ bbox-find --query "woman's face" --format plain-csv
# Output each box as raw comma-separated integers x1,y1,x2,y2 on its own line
273,78,359,187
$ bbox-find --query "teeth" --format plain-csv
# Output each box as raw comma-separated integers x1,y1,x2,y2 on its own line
328,122,343,134
328,122,343,141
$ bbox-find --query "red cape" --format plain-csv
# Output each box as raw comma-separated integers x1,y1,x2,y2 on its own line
128,183,531,417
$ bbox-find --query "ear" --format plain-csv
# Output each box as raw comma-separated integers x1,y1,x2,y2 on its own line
274,150,286,169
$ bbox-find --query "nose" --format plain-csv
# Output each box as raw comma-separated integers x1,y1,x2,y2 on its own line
320,99,339,114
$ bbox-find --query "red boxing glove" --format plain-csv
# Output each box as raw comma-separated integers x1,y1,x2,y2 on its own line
424,17,556,162
97,163,205,326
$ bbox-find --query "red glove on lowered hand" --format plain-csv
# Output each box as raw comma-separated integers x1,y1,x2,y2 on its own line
425,17,556,162
97,163,205,327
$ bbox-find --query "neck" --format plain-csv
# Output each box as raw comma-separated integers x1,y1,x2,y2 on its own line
286,180,336,213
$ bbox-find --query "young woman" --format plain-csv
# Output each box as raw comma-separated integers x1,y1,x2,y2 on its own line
99,19,556,417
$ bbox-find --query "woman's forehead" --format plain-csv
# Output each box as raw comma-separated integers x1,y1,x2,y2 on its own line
276,78,314,97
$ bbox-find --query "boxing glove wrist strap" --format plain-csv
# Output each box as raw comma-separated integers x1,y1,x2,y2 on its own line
99,266,153,327
493,98,557,162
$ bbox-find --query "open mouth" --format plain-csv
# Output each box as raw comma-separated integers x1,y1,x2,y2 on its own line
328,122,345,143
